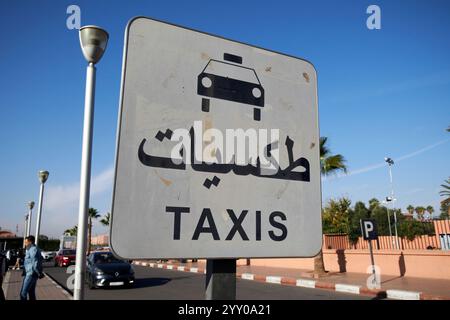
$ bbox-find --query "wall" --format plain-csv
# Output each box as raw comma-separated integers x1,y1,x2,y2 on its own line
323,220,450,250
249,249,450,279
324,234,440,250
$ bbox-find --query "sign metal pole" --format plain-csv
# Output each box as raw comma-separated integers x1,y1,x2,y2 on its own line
205,259,236,300
368,239,376,282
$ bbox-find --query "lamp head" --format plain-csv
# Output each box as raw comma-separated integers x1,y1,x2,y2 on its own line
28,201,35,210
79,25,109,64
384,157,394,165
38,170,49,184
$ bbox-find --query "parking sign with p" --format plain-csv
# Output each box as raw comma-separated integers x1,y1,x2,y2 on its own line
360,219,378,240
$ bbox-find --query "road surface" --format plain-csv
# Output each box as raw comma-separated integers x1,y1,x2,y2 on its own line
43,263,375,300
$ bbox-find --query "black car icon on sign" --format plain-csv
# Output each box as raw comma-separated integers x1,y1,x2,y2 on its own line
197,53,265,121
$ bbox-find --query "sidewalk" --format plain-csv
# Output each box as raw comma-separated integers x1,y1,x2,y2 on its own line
134,260,450,300
2,269,71,300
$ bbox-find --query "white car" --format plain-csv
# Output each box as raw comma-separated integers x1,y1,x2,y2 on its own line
41,251,56,261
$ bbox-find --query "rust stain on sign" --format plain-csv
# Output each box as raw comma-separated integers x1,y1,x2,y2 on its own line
162,73,175,88
265,66,272,72
203,115,217,158
153,169,172,186
201,52,210,60
302,72,310,83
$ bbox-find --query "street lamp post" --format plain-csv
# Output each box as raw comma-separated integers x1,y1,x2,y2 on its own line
26,201,35,238
35,170,49,247
385,157,399,250
23,214,28,248
74,25,108,301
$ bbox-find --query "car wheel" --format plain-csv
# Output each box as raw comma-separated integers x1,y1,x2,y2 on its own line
54,260,58,267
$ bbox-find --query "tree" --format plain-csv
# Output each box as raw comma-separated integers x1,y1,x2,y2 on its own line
64,226,78,236
100,212,110,227
322,198,352,234
87,208,101,255
368,198,380,211
315,137,348,274
440,178,450,198
38,238,60,251
348,201,370,246
426,206,434,220
406,205,414,216
319,137,347,176
371,205,393,236
440,201,450,219
38,235,48,241
415,206,426,221
439,178,450,220
398,220,434,241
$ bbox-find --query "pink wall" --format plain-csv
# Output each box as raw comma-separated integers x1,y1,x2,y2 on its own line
324,220,450,251
324,234,440,250
249,249,450,279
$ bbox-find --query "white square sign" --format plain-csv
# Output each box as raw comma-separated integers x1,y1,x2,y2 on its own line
110,17,322,259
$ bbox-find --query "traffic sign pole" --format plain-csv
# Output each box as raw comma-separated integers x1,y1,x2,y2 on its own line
205,259,236,300
368,239,376,282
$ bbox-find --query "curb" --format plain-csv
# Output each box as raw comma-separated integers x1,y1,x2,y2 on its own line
43,272,73,300
132,261,449,300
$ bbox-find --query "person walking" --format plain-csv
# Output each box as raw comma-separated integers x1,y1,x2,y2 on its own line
20,236,44,301
13,249,22,270
5,249,12,268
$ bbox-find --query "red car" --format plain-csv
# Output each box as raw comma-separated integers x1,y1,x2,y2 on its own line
54,249,76,267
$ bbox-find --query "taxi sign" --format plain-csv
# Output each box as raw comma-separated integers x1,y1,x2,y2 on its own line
110,17,322,259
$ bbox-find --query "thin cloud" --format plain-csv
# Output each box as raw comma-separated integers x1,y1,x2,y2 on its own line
37,166,114,237
45,166,114,211
401,188,424,196
323,139,450,181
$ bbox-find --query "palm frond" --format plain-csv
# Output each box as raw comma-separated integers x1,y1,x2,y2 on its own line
321,154,347,176
319,137,330,158
440,178,450,197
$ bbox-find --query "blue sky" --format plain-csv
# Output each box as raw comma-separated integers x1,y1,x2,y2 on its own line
0,0,449,238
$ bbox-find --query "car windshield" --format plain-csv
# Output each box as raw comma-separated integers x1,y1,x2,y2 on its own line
93,253,123,264
202,60,260,84
63,250,75,255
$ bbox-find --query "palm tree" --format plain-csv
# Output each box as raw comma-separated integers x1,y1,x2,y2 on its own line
415,206,425,221
368,198,380,212
315,137,348,274
406,205,414,215
100,212,110,227
440,178,450,198
64,226,78,236
87,208,101,255
426,206,434,220
320,137,347,176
